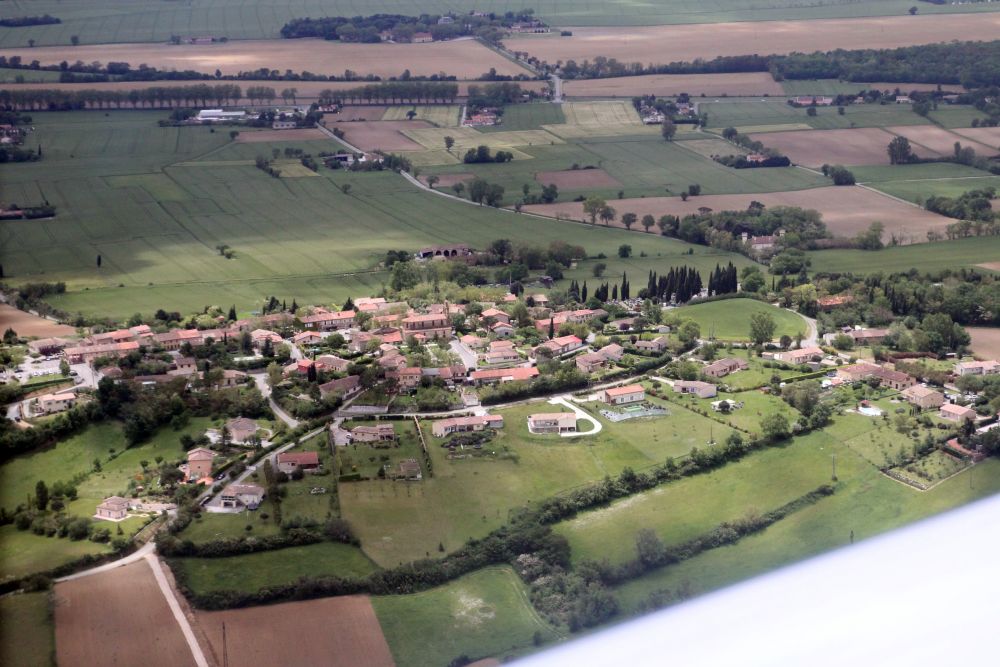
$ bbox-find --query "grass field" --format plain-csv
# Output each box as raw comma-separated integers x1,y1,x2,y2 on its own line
382,105,461,127
0,592,54,667
0,524,107,580
612,433,1000,613
480,103,566,132
808,237,1000,274
702,99,933,131
373,566,560,667
673,300,805,341
2,111,746,320
171,541,378,594
779,79,952,96
0,66,62,83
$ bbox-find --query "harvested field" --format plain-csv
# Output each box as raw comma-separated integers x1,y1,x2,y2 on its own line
535,168,621,189
0,304,76,337
400,149,461,166
507,15,1000,65
0,80,548,101
422,172,474,188
563,72,784,98
235,128,327,143
196,595,394,667
334,106,389,121
0,39,530,80
403,127,561,151
382,105,461,127
541,122,663,139
54,559,195,667
729,123,813,134
887,125,995,156
340,121,431,152
749,128,901,167
563,101,642,126
523,186,952,241
967,327,1000,359
949,127,1000,154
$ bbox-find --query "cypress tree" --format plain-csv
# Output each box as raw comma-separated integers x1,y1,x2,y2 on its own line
227,305,236,321
581,281,588,303
548,317,555,340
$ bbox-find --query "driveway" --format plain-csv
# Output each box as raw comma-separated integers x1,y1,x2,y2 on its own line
548,395,602,438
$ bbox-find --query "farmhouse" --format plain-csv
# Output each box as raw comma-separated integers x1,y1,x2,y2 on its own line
349,424,396,443
220,484,265,510
674,380,718,399
402,313,452,340
602,384,646,405
432,414,504,437
276,451,321,475
635,336,669,354
955,360,1000,376
186,447,216,481
703,357,749,378
225,417,258,443
469,367,539,385
64,341,140,364
95,496,130,521
940,403,977,423
527,412,578,434
901,385,945,410
35,391,77,415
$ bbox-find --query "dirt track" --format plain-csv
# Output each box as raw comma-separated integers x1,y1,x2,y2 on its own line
523,185,952,241
0,39,530,79
508,14,1000,65
195,595,395,667
54,559,196,667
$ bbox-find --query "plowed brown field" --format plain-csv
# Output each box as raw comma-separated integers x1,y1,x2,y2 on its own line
195,595,394,667
340,121,432,151
748,128,902,167
0,304,76,337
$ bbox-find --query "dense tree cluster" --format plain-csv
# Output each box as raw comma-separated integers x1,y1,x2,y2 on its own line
924,187,996,223
462,145,514,164
640,266,703,303
707,262,739,296
657,204,830,254
280,10,543,44
0,15,60,27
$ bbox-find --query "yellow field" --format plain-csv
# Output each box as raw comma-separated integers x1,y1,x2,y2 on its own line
399,149,462,167
275,161,320,177
381,105,462,127
401,127,562,151
562,101,642,126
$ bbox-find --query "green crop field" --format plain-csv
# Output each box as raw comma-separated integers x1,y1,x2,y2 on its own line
808,237,1000,274
0,592,53,667
382,105,462,127
1,111,749,321
702,99,934,131
671,299,807,341
480,103,566,132
612,432,1000,612
373,566,560,667
0,0,993,46
170,541,378,594
0,67,62,83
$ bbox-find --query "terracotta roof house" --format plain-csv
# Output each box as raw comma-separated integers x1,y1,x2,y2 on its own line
319,375,361,398
901,385,945,410
293,330,325,345
490,322,515,338
817,295,854,310
602,384,646,405
251,329,283,348
350,424,396,443
221,483,265,509
536,335,584,357
402,313,452,340
635,336,669,354
674,380,717,399
529,294,549,306
469,367,539,385
35,391,77,414
276,451,321,474
95,496,130,521
432,414,504,437
28,337,72,355
225,417,258,443
775,346,825,364
576,351,610,374
940,403,977,422
598,343,624,362
315,355,351,373
186,447,217,480
388,367,424,390
481,308,510,324
703,357,749,378
527,412,578,434
461,334,487,349
64,341,140,364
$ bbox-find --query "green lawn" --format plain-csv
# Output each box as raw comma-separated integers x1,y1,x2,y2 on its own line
2,111,752,320
672,388,800,436
0,592,54,667
556,435,839,566
671,299,806,341
178,510,283,543
373,566,560,667
0,524,107,580
170,541,378,594
808,236,1000,274
337,421,425,481
612,432,1000,613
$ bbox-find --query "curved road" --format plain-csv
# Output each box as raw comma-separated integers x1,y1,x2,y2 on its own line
790,309,819,347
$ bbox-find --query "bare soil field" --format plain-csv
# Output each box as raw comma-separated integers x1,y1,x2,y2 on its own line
0,304,76,338
535,168,621,189
523,186,951,240
0,80,547,100
235,128,327,143
422,172,474,188
340,121,431,152
749,128,902,167
334,106,390,121
887,125,996,156
507,14,1000,65
54,560,195,667
195,595,394,667
563,72,784,98
0,39,530,79
967,327,1000,359
951,127,1000,153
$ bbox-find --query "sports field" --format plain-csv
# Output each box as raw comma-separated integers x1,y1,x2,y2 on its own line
674,299,805,341
523,186,951,241
373,566,560,667
563,72,784,98
507,14,1000,66
0,39,530,79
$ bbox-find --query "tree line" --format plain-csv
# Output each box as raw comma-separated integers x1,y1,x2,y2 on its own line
281,10,543,43
0,84,244,110
0,15,60,27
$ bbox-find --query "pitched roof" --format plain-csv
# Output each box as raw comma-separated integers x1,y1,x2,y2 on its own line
606,384,644,397
277,451,320,466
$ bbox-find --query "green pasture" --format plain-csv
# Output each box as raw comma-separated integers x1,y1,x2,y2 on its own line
373,566,560,667
927,107,994,129
2,111,748,320
0,592,53,667
701,99,932,131
170,541,378,594
672,388,800,436
808,237,1000,274
178,510,283,543
480,103,566,132
671,299,806,341
556,435,837,566
337,420,424,480
382,105,461,127
0,524,107,580
612,433,1000,613
0,66,62,83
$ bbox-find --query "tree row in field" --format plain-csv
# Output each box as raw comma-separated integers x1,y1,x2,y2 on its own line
281,10,544,44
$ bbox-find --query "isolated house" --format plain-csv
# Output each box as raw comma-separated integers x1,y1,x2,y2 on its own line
940,403,977,423
186,447,217,480
901,385,945,410
35,391,76,414
349,424,396,443
225,417,258,443
221,483,265,509
431,414,504,437
95,496,130,521
276,451,321,474
703,357,749,378
674,380,717,399
527,412,578,434
602,384,646,405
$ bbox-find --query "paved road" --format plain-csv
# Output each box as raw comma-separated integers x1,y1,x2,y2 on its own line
55,540,157,583
249,371,301,429
449,339,478,371
791,310,819,347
